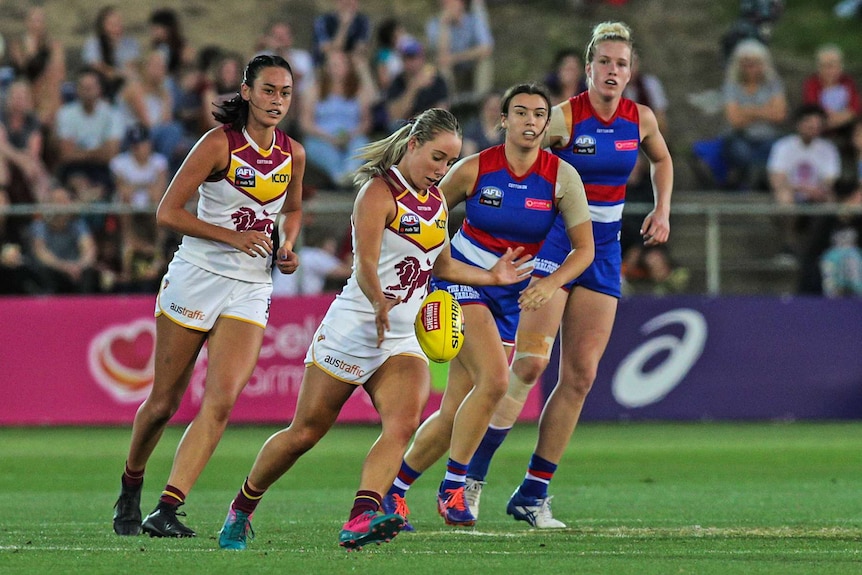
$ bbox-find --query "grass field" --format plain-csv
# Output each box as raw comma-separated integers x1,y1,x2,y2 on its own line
1,422,861,574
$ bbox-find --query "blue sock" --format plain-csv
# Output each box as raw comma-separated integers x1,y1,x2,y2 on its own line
388,460,422,497
519,453,557,499
439,458,469,494
467,426,511,480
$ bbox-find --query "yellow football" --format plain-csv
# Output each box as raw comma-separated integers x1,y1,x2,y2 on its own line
414,289,464,363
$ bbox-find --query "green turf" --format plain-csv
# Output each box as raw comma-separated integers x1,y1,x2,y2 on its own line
1,422,861,574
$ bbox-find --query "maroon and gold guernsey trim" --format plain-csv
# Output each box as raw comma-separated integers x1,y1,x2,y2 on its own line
213,126,293,205
383,168,447,253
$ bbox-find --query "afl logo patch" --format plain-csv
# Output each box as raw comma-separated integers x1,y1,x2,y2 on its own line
399,213,420,234
235,166,256,187
574,135,596,155
478,186,503,207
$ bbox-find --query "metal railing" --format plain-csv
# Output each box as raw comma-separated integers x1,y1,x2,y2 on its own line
4,197,861,296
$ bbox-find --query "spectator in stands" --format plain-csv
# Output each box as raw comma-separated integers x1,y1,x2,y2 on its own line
271,231,352,296
425,0,494,101
7,6,66,128
148,8,193,79
622,51,669,253
801,44,860,154
119,51,191,173
0,188,40,294
767,104,841,261
371,18,406,97
384,37,449,130
460,90,503,156
300,51,374,190
622,244,690,296
797,182,862,295
255,21,315,134
29,185,99,294
721,38,788,191
201,52,245,129
543,48,587,105
109,124,168,211
54,67,124,203
171,45,222,138
81,6,141,101
311,0,372,65
0,79,51,205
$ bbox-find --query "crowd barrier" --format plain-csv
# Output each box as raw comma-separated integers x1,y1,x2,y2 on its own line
1,294,859,426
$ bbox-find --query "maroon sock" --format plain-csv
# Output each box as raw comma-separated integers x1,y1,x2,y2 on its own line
159,484,186,507
233,478,266,515
122,462,144,488
348,490,381,520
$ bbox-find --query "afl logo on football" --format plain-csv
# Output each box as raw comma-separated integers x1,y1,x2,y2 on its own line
478,186,503,207
399,213,420,234
235,166,256,187
574,135,596,155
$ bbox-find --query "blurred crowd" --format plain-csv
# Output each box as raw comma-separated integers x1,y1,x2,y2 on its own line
0,0,860,298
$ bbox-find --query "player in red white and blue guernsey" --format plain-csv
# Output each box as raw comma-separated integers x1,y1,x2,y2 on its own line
465,21,674,528
382,83,595,528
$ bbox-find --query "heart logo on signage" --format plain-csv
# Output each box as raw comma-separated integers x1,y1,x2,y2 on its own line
88,318,156,403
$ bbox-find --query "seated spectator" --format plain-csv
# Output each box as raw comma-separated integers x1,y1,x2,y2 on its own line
622,52,669,252
147,8,193,79
272,231,352,297
54,67,124,203
0,79,51,205
461,91,503,156
622,244,690,296
801,43,860,154
425,0,494,101
721,38,788,191
300,51,374,190
767,104,841,260
384,37,449,130
81,6,141,101
29,185,99,294
171,45,222,138
312,0,372,65
797,183,862,295
543,48,587,105
7,6,66,128
119,51,191,173
371,18,407,96
112,212,167,294
109,124,168,210
0,188,41,294
201,52,244,130
255,20,315,134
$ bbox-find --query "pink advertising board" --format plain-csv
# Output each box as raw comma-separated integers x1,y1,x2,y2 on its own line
0,295,544,426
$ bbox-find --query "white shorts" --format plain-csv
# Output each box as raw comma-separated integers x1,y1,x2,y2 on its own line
305,322,427,385
155,257,272,331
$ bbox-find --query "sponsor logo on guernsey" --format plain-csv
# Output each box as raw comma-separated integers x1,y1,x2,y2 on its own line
235,166,255,187
417,204,433,211
169,303,205,321
323,354,365,377
525,198,552,210
508,182,527,189
615,139,639,151
257,158,273,164
478,186,503,207
399,213,420,234
573,135,596,155
271,172,290,183
597,128,614,133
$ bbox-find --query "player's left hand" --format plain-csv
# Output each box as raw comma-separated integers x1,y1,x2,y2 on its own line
518,277,557,311
640,209,670,247
491,246,533,285
276,247,299,274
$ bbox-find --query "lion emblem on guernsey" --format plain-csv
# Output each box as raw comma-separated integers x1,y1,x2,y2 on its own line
385,256,433,302
231,207,275,234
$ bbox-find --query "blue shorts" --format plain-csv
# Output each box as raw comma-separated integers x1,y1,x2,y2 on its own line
432,277,528,345
533,222,622,298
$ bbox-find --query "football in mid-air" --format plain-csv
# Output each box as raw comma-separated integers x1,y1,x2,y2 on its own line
414,289,464,363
